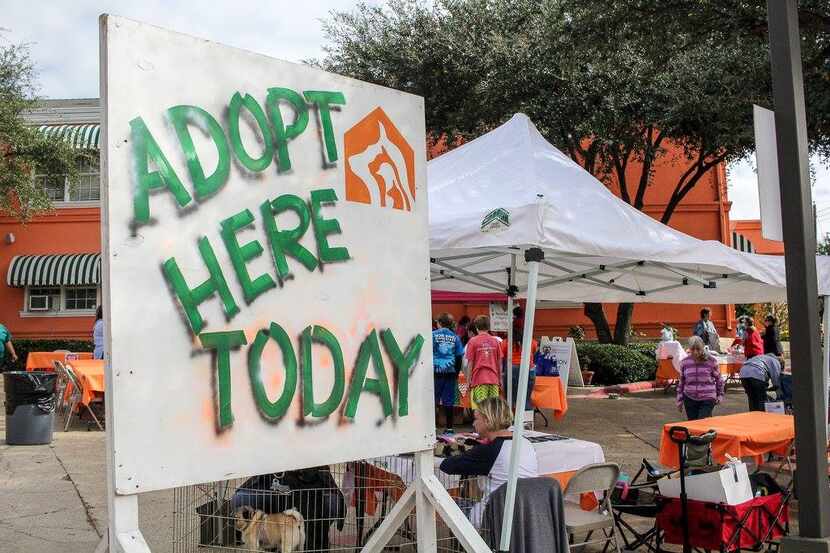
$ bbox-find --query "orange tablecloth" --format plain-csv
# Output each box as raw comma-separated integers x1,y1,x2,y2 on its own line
26,351,93,371
456,373,568,419
530,376,568,419
67,359,105,407
658,412,794,468
656,358,677,381
656,358,742,381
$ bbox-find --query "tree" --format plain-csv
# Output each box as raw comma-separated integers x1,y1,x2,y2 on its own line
0,40,81,220
317,0,824,343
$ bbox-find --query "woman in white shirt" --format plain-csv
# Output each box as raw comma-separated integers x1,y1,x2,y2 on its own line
440,397,538,526
93,306,104,360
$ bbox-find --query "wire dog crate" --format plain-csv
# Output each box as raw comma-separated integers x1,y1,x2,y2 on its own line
173,455,490,552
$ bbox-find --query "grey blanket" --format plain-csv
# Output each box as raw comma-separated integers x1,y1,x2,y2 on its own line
482,477,569,553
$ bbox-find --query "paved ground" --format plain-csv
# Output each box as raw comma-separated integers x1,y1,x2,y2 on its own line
0,382,779,553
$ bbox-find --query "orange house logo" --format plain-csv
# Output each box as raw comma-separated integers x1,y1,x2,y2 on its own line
344,108,415,211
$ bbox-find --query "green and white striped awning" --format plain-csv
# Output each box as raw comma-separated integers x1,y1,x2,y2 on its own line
6,253,101,287
37,124,100,150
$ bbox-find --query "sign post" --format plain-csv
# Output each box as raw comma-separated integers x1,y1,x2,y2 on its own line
100,15,487,553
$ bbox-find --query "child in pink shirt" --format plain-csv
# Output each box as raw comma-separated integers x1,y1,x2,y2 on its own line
464,315,503,408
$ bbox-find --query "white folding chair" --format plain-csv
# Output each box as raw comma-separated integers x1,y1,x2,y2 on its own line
563,462,622,553
62,362,104,431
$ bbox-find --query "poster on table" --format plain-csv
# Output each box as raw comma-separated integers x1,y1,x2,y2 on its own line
102,16,432,493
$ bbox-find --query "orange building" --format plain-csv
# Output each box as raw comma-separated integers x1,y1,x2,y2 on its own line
730,219,785,255
1,100,754,342
1,99,101,340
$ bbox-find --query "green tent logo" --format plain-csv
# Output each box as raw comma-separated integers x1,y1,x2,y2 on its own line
481,208,510,233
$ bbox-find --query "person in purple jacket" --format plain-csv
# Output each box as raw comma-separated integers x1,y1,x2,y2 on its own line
677,336,725,420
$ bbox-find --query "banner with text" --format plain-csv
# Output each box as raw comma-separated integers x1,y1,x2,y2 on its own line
102,16,432,493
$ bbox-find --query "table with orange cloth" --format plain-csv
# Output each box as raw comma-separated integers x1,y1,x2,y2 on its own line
656,354,744,382
66,359,105,407
25,351,93,371
456,373,568,419
530,375,568,419
658,411,794,468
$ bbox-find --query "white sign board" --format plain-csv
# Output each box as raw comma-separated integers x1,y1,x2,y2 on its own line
102,17,432,494
753,105,783,242
489,302,510,332
540,337,581,388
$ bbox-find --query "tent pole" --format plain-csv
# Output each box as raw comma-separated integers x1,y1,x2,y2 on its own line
499,248,542,551
506,254,517,410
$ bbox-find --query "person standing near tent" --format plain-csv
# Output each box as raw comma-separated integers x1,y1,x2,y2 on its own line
93,306,105,360
739,353,782,411
677,336,724,420
464,316,503,409
743,317,764,359
0,322,17,371
500,329,537,410
457,315,471,346
762,315,784,357
433,313,464,433
693,307,721,353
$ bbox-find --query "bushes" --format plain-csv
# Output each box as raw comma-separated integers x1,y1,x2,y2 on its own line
576,342,657,385
627,341,659,359
4,339,93,372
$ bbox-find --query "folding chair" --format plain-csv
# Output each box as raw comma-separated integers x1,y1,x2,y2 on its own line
62,362,104,431
52,360,72,424
756,441,795,485
563,462,622,553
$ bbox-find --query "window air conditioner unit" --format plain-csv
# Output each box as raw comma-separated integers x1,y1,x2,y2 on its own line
28,295,50,311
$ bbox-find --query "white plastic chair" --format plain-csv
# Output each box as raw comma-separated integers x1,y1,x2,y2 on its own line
563,462,622,553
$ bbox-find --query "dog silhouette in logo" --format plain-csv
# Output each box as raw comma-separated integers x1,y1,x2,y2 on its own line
344,108,415,211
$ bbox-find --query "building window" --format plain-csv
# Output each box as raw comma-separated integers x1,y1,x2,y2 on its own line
27,287,61,312
64,287,98,311
35,156,100,203
24,286,98,314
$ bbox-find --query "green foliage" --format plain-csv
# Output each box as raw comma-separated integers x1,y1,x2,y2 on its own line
818,233,830,256
626,341,659,359
577,342,657,385
567,325,585,342
4,339,93,372
736,304,757,319
317,0,798,343
0,40,84,220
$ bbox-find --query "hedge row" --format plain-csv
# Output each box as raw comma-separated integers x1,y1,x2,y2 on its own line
3,339,93,372
575,341,658,385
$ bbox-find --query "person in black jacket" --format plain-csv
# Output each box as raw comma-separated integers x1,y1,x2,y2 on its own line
762,315,784,357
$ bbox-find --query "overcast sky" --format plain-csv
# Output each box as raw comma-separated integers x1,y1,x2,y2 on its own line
5,0,830,239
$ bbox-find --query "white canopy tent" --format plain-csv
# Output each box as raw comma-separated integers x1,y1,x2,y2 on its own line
427,113,828,550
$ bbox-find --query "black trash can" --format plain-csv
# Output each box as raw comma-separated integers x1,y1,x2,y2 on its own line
4,371,58,445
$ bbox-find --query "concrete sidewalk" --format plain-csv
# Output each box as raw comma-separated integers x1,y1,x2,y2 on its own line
0,381,782,553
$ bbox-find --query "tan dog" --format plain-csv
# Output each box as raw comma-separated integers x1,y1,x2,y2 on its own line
234,505,305,553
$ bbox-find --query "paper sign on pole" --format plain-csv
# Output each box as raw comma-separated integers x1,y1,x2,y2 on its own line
754,105,784,242
102,16,432,494
489,302,510,332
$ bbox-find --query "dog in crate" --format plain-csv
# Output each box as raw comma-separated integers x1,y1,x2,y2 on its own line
234,505,305,552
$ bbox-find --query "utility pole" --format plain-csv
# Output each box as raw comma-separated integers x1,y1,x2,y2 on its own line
767,1,830,550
